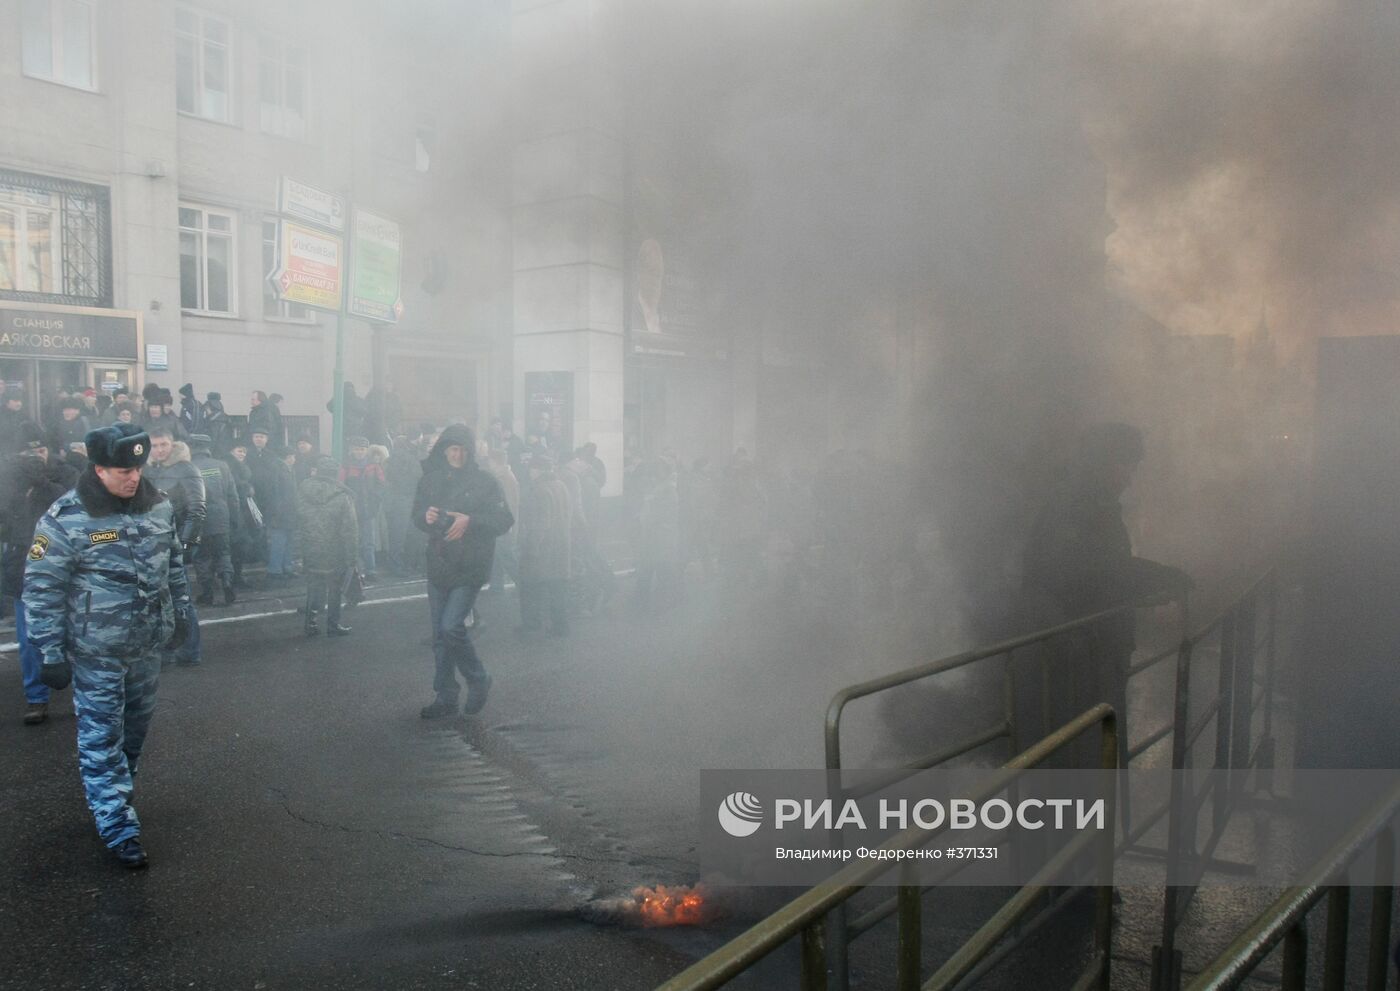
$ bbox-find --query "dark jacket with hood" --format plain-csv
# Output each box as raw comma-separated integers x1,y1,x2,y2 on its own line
411,426,514,590
298,472,359,574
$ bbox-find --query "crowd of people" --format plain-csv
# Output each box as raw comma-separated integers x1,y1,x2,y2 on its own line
0,380,624,726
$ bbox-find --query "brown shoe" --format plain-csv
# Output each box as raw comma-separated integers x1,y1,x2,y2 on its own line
23,702,48,725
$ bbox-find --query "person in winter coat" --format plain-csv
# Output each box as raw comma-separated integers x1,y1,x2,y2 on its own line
247,391,279,445
517,451,572,637
482,447,519,595
1022,422,1193,766
0,423,72,724
144,430,206,665
142,391,186,441
189,433,240,606
0,392,28,453
261,445,300,583
293,437,318,485
225,440,258,587
202,392,232,454
177,383,204,437
325,382,368,453
266,393,286,447
339,436,386,581
24,423,192,868
383,436,422,575
51,397,90,453
411,424,514,719
298,456,358,637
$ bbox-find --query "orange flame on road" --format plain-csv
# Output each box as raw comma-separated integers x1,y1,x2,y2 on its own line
631,884,708,927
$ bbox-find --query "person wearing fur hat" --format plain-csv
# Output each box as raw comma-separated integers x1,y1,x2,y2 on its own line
142,391,185,442
145,430,206,666
51,396,90,453
412,425,514,718
23,423,192,867
247,391,279,446
298,456,358,636
0,423,72,724
177,383,204,437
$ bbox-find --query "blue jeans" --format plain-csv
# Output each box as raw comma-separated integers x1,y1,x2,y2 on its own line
16,600,49,704
266,528,293,575
428,583,486,705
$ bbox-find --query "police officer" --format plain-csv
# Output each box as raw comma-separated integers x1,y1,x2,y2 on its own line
24,423,191,868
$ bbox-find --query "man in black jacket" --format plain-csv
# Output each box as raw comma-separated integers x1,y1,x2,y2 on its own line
1022,422,1192,766
0,423,72,724
412,425,514,718
190,433,240,605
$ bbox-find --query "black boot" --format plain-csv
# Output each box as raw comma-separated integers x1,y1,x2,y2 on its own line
113,837,148,869
222,581,237,606
327,623,352,637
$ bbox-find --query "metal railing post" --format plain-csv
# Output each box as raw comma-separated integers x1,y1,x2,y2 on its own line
896,864,921,991
1367,827,1395,991
1282,920,1308,991
1213,613,1237,837
1153,637,1194,991
1259,580,1278,792
1322,886,1350,991
801,920,828,991
1095,708,1119,991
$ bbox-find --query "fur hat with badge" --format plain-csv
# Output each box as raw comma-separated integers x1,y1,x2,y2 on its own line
84,423,151,469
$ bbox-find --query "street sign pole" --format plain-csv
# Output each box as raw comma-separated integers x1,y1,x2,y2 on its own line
332,309,346,458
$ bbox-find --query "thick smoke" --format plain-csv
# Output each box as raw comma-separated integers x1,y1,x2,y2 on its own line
1079,0,1400,357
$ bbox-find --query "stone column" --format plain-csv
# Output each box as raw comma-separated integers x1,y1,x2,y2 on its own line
511,0,626,494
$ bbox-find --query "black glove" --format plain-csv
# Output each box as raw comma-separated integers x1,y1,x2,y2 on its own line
40,659,71,690
166,613,190,650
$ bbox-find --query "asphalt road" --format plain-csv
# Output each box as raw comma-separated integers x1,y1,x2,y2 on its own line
0,570,1307,990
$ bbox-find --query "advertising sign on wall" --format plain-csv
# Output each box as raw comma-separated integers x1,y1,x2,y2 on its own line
271,221,345,313
348,208,404,323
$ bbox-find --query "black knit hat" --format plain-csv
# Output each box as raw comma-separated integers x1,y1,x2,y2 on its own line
179,383,195,399
60,397,83,412
206,391,222,402
85,423,151,469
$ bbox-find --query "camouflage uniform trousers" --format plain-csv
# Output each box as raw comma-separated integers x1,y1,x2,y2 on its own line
72,649,161,847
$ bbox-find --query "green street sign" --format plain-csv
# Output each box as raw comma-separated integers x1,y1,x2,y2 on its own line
348,207,403,323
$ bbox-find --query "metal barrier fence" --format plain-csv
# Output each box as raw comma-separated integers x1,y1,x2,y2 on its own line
1151,570,1280,991
822,594,1186,988
1183,782,1400,991
654,704,1121,991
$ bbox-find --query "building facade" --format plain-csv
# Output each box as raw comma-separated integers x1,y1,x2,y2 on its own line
1,0,511,447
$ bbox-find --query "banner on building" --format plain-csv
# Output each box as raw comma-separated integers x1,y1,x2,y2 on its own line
271,220,345,313
348,208,404,323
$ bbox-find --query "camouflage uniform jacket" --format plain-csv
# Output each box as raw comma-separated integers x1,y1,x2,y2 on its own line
23,469,191,664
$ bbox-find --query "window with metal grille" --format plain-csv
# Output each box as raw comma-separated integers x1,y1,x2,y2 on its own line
0,168,112,306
